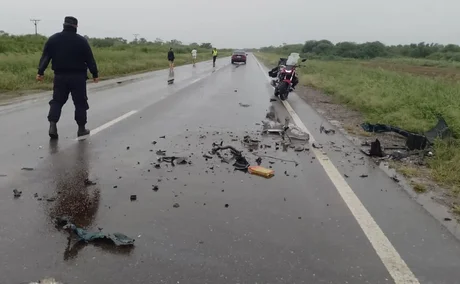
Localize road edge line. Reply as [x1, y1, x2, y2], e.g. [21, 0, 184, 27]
[253, 53, 420, 284]
[76, 110, 138, 140]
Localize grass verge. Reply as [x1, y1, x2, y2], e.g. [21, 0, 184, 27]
[255, 52, 460, 189]
[0, 48, 230, 95]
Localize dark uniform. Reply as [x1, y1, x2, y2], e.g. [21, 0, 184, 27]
[37, 16, 98, 139]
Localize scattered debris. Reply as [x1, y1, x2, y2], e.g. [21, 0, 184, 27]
[225, 204, 229, 208]
[130, 195, 137, 201]
[13, 189, 22, 198]
[126, 146, 130, 150]
[344, 174, 349, 178]
[59, 218, 135, 246]
[156, 150, 166, 156]
[159, 136, 166, 139]
[34, 193, 38, 198]
[21, 167, 34, 171]
[444, 217, 452, 221]
[152, 141, 157, 145]
[152, 185, 159, 192]
[239, 103, 251, 107]
[46, 197, 56, 202]
[248, 166, 275, 178]
[270, 98, 277, 102]
[84, 178, 97, 186]
[320, 125, 336, 135]
[173, 203, 180, 208]
[361, 116, 452, 150]
[113, 185, 118, 189]
[391, 175, 400, 182]
[359, 174, 369, 178]
[361, 139, 384, 157]
[256, 157, 262, 166]
[203, 154, 213, 159]
[312, 143, 323, 149]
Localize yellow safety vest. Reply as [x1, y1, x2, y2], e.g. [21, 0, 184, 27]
[212, 50, 218, 56]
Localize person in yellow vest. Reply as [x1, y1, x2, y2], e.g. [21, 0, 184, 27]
[212, 48, 218, 67]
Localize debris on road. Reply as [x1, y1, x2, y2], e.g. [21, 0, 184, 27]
[320, 125, 336, 135]
[21, 167, 34, 171]
[13, 189, 22, 198]
[361, 139, 384, 157]
[239, 103, 250, 107]
[312, 143, 323, 149]
[360, 116, 452, 150]
[60, 219, 135, 246]
[84, 178, 97, 186]
[158, 156, 189, 166]
[152, 185, 159, 192]
[359, 174, 369, 178]
[152, 141, 157, 145]
[444, 217, 452, 221]
[248, 166, 275, 178]
[126, 146, 130, 150]
[159, 136, 166, 139]
[173, 203, 180, 208]
[156, 150, 166, 156]
[392, 175, 400, 183]
[46, 197, 56, 202]
[130, 195, 137, 201]
[270, 98, 277, 102]
[256, 157, 262, 166]
[225, 204, 229, 208]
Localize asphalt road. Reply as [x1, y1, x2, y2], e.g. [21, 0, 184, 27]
[1, 55, 460, 284]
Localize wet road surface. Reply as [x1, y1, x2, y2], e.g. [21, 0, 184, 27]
[1, 55, 460, 283]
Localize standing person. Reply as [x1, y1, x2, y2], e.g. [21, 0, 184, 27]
[168, 47, 175, 70]
[191, 48, 197, 66]
[212, 48, 218, 67]
[36, 16, 99, 139]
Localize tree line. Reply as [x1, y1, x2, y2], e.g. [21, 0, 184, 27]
[259, 40, 460, 62]
[0, 31, 215, 53]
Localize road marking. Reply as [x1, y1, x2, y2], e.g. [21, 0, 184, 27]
[76, 110, 138, 140]
[253, 54, 420, 284]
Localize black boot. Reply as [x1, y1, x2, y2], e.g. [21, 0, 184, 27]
[49, 122, 58, 139]
[77, 125, 90, 137]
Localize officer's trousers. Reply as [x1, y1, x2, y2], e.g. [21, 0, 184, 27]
[48, 74, 89, 126]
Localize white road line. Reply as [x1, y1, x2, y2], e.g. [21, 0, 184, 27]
[253, 54, 420, 284]
[76, 110, 138, 140]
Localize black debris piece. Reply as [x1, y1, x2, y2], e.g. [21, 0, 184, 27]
[359, 174, 369, 178]
[295, 146, 306, 152]
[256, 157, 262, 166]
[173, 203, 180, 208]
[199, 134, 206, 139]
[361, 139, 384, 157]
[234, 89, 238, 92]
[270, 98, 277, 102]
[225, 204, 229, 208]
[284, 171, 289, 176]
[154, 164, 161, 169]
[126, 146, 130, 150]
[34, 193, 38, 198]
[392, 175, 400, 182]
[21, 167, 34, 171]
[320, 125, 336, 135]
[344, 174, 349, 178]
[130, 195, 137, 201]
[203, 154, 213, 159]
[152, 185, 159, 192]
[159, 136, 166, 139]
[152, 141, 157, 145]
[84, 179, 97, 186]
[312, 143, 323, 149]
[46, 197, 56, 202]
[156, 150, 166, 156]
[233, 156, 249, 171]
[239, 103, 250, 107]
[444, 217, 452, 221]
[113, 185, 118, 189]
[13, 189, 22, 198]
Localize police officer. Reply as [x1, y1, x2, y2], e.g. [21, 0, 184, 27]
[36, 16, 99, 139]
[212, 48, 218, 67]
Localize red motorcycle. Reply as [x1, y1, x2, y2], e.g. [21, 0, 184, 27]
[270, 58, 306, 101]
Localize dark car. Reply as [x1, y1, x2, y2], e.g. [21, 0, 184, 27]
[231, 50, 247, 64]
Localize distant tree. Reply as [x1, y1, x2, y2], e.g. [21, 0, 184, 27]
[200, 42, 212, 49]
[154, 38, 163, 45]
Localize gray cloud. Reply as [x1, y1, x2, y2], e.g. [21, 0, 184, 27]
[1, 0, 459, 48]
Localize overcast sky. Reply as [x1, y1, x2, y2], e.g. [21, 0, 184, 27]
[1, 0, 459, 48]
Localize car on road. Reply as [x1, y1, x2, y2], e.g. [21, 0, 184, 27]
[231, 50, 247, 64]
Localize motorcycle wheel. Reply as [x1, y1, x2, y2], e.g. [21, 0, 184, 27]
[278, 81, 289, 101]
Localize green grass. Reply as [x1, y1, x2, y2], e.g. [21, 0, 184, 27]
[0, 45, 231, 94]
[255, 52, 460, 188]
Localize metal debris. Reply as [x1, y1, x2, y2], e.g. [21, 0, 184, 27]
[13, 189, 22, 198]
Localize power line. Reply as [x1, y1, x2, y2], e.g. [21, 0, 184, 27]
[30, 19, 41, 35]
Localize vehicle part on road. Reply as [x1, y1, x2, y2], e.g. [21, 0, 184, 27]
[360, 174, 369, 178]
[173, 203, 180, 208]
[21, 167, 34, 171]
[62, 222, 135, 246]
[158, 156, 189, 166]
[248, 166, 275, 178]
[360, 116, 452, 150]
[13, 189, 22, 198]
[320, 125, 336, 135]
[156, 150, 166, 156]
[130, 195, 137, 201]
[360, 139, 384, 157]
[152, 185, 159, 192]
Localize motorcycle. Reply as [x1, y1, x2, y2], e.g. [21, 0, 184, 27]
[268, 55, 306, 101]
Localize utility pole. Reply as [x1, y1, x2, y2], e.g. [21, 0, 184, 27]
[30, 19, 41, 35]
[133, 33, 139, 41]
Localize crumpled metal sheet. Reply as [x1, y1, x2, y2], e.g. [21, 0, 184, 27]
[63, 223, 135, 246]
